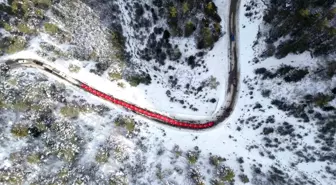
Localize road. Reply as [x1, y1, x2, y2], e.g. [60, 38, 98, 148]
[0, 0, 240, 129]
[215, 0, 240, 123]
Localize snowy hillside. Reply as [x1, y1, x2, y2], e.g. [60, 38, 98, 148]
[33, 0, 229, 117]
[0, 0, 336, 185]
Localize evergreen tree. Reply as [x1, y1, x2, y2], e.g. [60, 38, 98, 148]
[263, 0, 336, 58]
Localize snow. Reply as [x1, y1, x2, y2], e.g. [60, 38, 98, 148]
[100, 0, 230, 118]
[1, 0, 335, 184]
[1, 0, 231, 122]
[0, 0, 234, 121]
[0, 51, 217, 122]
[0, 8, 231, 123]
[127, 0, 334, 184]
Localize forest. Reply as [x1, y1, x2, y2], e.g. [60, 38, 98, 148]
[262, 0, 336, 59]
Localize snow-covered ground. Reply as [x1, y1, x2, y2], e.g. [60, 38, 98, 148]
[1, 49, 222, 122]
[1, 0, 335, 184]
[36, 0, 230, 118]
[1, 0, 231, 121]
[115, 0, 230, 117]
[131, 0, 334, 184]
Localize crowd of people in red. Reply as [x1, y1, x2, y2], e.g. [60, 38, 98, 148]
[80, 83, 215, 129]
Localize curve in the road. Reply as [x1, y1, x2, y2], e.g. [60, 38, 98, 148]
[1, 0, 239, 130]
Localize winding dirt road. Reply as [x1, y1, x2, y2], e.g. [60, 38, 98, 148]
[1, 0, 240, 129]
[215, 0, 240, 123]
